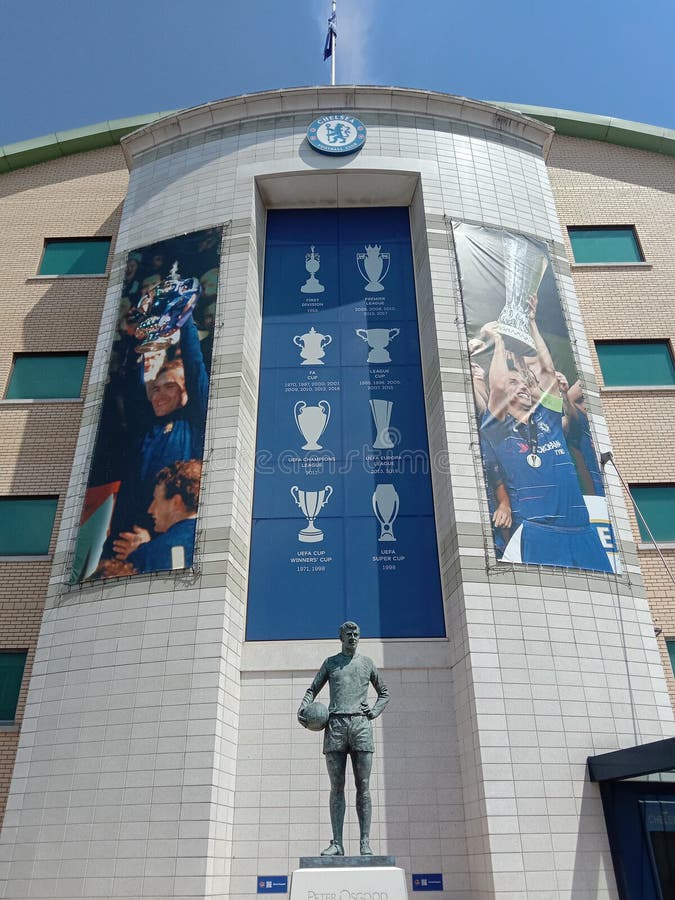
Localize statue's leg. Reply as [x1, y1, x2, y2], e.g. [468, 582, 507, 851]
[323, 751, 348, 855]
[351, 750, 373, 855]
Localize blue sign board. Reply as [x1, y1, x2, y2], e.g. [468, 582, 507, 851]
[412, 874, 444, 892]
[257, 877, 288, 894]
[246, 208, 445, 640]
[307, 114, 366, 155]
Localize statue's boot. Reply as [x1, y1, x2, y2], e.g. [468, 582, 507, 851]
[321, 840, 344, 856]
[359, 839, 373, 856]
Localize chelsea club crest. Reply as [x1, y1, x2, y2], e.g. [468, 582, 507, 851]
[307, 114, 366, 155]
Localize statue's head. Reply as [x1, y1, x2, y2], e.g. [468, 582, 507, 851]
[339, 621, 360, 654]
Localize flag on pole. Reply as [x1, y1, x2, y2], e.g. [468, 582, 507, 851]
[323, 12, 337, 60]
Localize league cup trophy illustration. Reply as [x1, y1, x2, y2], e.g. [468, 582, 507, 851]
[294, 400, 331, 451]
[130, 261, 201, 357]
[370, 399, 396, 449]
[497, 232, 549, 355]
[293, 326, 332, 365]
[357, 244, 390, 292]
[301, 246, 325, 294]
[372, 484, 400, 542]
[356, 327, 400, 364]
[290, 485, 333, 543]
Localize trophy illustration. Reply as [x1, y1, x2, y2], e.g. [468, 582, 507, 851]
[130, 261, 201, 356]
[357, 244, 390, 292]
[290, 485, 333, 543]
[497, 232, 549, 355]
[356, 327, 400, 364]
[293, 326, 332, 365]
[370, 399, 395, 449]
[301, 246, 325, 294]
[294, 400, 331, 451]
[373, 484, 399, 542]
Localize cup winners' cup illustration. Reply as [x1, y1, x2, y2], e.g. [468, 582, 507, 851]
[497, 232, 549, 355]
[301, 245, 325, 294]
[293, 326, 332, 365]
[357, 244, 390, 292]
[356, 327, 400, 364]
[373, 483, 400, 542]
[370, 399, 396, 449]
[294, 400, 331, 451]
[290, 485, 333, 543]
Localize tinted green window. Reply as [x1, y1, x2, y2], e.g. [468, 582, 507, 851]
[596, 342, 675, 387]
[668, 640, 675, 677]
[629, 485, 675, 543]
[0, 497, 58, 555]
[568, 227, 643, 263]
[39, 238, 110, 275]
[6, 353, 87, 399]
[0, 652, 27, 722]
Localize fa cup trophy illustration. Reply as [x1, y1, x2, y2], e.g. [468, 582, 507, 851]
[357, 244, 390, 292]
[290, 485, 333, 543]
[372, 484, 400, 542]
[356, 327, 400, 364]
[301, 246, 325, 294]
[497, 232, 549, 355]
[370, 399, 396, 449]
[294, 400, 331, 451]
[293, 326, 332, 365]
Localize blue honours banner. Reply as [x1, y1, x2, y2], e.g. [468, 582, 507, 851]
[246, 208, 445, 640]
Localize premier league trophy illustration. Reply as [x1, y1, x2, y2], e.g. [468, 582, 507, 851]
[370, 399, 396, 449]
[497, 232, 549, 355]
[290, 485, 333, 543]
[357, 244, 390, 292]
[301, 246, 325, 294]
[373, 484, 399, 542]
[293, 326, 332, 365]
[356, 327, 400, 364]
[130, 261, 201, 357]
[294, 400, 331, 451]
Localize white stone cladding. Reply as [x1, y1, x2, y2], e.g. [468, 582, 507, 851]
[0, 88, 672, 900]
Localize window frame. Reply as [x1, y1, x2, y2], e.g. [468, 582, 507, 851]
[0, 650, 28, 725]
[595, 339, 675, 389]
[37, 237, 112, 277]
[4, 351, 88, 401]
[567, 225, 646, 266]
[0, 495, 59, 558]
[628, 484, 675, 546]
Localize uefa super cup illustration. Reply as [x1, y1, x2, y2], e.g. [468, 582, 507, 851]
[294, 400, 331, 451]
[497, 232, 549, 355]
[356, 327, 400, 364]
[357, 244, 390, 292]
[370, 399, 396, 449]
[301, 246, 325, 294]
[293, 326, 332, 365]
[372, 484, 400, 542]
[290, 485, 333, 543]
[130, 261, 201, 357]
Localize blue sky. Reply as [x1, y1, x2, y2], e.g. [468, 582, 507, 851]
[1, 0, 673, 146]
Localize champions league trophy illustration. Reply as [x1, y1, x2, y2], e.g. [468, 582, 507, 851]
[294, 400, 331, 451]
[497, 232, 549, 355]
[293, 326, 332, 365]
[357, 244, 390, 292]
[290, 485, 333, 543]
[370, 399, 396, 449]
[356, 327, 400, 364]
[130, 261, 201, 358]
[301, 246, 325, 294]
[373, 484, 400, 542]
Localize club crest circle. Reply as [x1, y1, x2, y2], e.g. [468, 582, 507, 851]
[307, 114, 366, 155]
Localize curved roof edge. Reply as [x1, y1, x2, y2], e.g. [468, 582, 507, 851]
[1, 94, 673, 174]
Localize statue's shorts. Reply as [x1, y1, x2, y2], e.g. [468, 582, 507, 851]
[323, 713, 374, 754]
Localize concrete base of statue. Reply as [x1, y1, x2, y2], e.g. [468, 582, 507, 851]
[291, 857, 408, 900]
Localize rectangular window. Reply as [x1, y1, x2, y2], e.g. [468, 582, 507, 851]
[0, 651, 27, 723]
[667, 640, 675, 677]
[596, 341, 675, 387]
[6, 353, 87, 400]
[568, 226, 644, 264]
[629, 485, 675, 543]
[38, 238, 111, 276]
[0, 497, 58, 555]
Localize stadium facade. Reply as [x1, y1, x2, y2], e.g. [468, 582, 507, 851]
[0, 86, 674, 900]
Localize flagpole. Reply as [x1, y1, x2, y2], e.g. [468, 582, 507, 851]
[331, 0, 336, 86]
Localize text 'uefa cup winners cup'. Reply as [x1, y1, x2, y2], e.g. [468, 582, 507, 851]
[373, 483, 400, 542]
[294, 400, 331, 451]
[290, 485, 333, 543]
[497, 232, 549, 355]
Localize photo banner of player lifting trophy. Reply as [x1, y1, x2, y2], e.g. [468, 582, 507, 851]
[453, 222, 620, 575]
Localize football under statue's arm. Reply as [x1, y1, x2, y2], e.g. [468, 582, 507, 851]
[297, 663, 328, 725]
